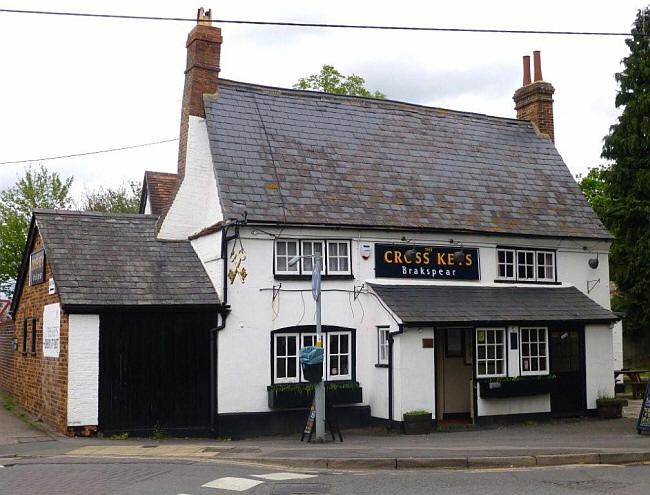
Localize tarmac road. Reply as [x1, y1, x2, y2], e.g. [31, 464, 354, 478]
[1, 456, 650, 494]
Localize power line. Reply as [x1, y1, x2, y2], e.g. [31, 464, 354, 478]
[0, 8, 648, 37]
[0, 138, 178, 165]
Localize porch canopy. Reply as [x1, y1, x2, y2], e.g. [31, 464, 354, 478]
[368, 284, 619, 326]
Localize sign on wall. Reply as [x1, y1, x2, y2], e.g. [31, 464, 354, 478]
[29, 249, 45, 286]
[43, 303, 60, 358]
[374, 244, 480, 280]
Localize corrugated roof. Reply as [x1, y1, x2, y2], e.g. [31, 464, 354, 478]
[34, 210, 219, 309]
[204, 79, 611, 239]
[369, 284, 618, 324]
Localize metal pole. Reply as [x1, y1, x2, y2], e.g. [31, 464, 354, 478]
[314, 255, 326, 441]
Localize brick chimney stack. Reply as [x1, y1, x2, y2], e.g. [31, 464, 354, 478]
[178, 7, 222, 180]
[513, 51, 555, 143]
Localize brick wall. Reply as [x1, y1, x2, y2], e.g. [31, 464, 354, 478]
[513, 81, 555, 143]
[0, 319, 14, 392]
[12, 233, 69, 432]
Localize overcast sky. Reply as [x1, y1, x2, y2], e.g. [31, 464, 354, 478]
[0, 1, 647, 201]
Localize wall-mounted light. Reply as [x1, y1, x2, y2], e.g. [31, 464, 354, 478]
[12, 337, 18, 351]
[588, 253, 599, 269]
[450, 238, 464, 263]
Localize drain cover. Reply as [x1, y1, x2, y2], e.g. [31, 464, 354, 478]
[271, 483, 331, 494]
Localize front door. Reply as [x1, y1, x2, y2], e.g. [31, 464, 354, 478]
[549, 327, 586, 415]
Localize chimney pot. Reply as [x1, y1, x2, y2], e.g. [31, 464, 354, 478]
[533, 50, 543, 82]
[513, 51, 555, 143]
[523, 56, 531, 85]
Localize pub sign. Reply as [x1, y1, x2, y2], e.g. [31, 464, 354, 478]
[29, 249, 45, 286]
[375, 244, 480, 280]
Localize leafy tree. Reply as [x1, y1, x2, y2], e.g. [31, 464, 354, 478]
[79, 180, 141, 214]
[0, 165, 73, 297]
[578, 166, 613, 223]
[599, 7, 650, 339]
[294, 64, 386, 99]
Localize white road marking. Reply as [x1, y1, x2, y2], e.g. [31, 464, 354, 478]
[202, 477, 264, 491]
[252, 472, 317, 481]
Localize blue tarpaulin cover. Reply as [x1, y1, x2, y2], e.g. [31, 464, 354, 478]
[300, 346, 323, 365]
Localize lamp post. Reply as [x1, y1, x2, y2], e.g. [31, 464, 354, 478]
[288, 253, 326, 441]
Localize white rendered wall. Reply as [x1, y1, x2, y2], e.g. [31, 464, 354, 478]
[188, 225, 614, 418]
[477, 394, 550, 416]
[158, 116, 223, 240]
[395, 328, 434, 419]
[585, 323, 615, 408]
[67, 314, 99, 427]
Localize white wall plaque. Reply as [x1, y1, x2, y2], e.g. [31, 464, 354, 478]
[48, 278, 56, 295]
[43, 303, 61, 358]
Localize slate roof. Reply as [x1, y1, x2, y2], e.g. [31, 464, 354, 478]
[204, 79, 611, 239]
[140, 171, 177, 215]
[31, 210, 219, 309]
[369, 284, 618, 324]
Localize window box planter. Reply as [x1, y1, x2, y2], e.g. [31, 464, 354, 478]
[479, 376, 557, 399]
[596, 398, 628, 419]
[403, 411, 433, 435]
[267, 382, 362, 409]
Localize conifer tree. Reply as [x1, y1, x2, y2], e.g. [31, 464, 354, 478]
[601, 7, 650, 338]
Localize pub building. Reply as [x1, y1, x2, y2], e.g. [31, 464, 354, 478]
[7, 12, 621, 437]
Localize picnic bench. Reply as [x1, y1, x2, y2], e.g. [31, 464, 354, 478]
[615, 369, 648, 399]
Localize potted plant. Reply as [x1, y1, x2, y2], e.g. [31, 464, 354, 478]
[596, 395, 628, 419]
[326, 382, 363, 405]
[403, 410, 432, 435]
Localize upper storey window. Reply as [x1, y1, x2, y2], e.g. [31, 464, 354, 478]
[496, 247, 556, 283]
[274, 239, 352, 277]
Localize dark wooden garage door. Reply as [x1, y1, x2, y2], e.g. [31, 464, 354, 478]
[99, 310, 216, 434]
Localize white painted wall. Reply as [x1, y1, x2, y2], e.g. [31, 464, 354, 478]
[158, 116, 223, 240]
[477, 394, 551, 416]
[143, 195, 152, 214]
[186, 224, 616, 419]
[67, 314, 99, 427]
[395, 328, 435, 419]
[585, 323, 615, 408]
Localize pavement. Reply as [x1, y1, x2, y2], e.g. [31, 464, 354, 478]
[1, 394, 650, 471]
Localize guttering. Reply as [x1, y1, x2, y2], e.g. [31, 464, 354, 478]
[388, 324, 404, 429]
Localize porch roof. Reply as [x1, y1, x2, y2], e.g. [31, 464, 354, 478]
[368, 284, 619, 325]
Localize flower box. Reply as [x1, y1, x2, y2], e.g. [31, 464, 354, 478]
[403, 411, 433, 435]
[596, 398, 628, 419]
[479, 376, 557, 399]
[267, 382, 362, 409]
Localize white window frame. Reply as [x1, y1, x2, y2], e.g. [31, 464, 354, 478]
[519, 327, 549, 376]
[326, 241, 352, 275]
[273, 333, 299, 383]
[274, 240, 299, 275]
[496, 248, 556, 283]
[475, 327, 507, 378]
[326, 331, 352, 380]
[301, 240, 326, 274]
[516, 250, 536, 280]
[536, 251, 555, 282]
[377, 327, 389, 365]
[496, 248, 516, 281]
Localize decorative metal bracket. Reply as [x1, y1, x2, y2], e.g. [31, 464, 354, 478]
[272, 283, 282, 302]
[354, 284, 364, 300]
[587, 278, 600, 294]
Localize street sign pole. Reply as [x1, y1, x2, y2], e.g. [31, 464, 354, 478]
[314, 255, 325, 441]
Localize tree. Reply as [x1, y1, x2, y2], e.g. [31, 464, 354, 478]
[578, 166, 613, 223]
[0, 165, 73, 297]
[294, 64, 386, 99]
[79, 180, 141, 214]
[599, 7, 650, 339]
